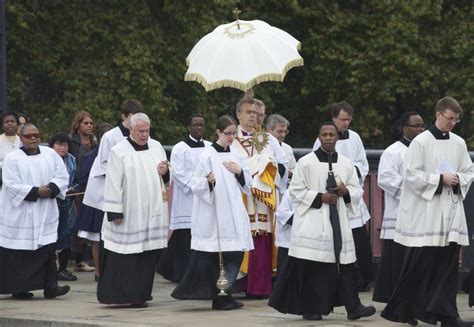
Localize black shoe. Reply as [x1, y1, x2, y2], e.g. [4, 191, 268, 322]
[57, 270, 78, 281]
[44, 285, 70, 299]
[94, 275, 100, 282]
[232, 301, 244, 309]
[441, 317, 474, 327]
[347, 304, 376, 320]
[212, 298, 243, 310]
[407, 318, 418, 326]
[358, 282, 371, 292]
[302, 313, 323, 321]
[12, 292, 34, 299]
[129, 302, 148, 308]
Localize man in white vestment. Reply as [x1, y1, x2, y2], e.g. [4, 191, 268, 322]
[313, 101, 374, 291]
[267, 114, 297, 181]
[79, 99, 143, 242]
[97, 113, 169, 308]
[372, 112, 424, 309]
[231, 96, 289, 298]
[269, 122, 376, 321]
[77, 99, 142, 279]
[266, 113, 297, 271]
[0, 124, 70, 299]
[157, 113, 211, 282]
[381, 97, 474, 327]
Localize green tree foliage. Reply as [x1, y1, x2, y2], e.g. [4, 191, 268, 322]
[5, 0, 474, 147]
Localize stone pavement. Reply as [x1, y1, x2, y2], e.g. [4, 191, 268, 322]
[1, 272, 474, 327]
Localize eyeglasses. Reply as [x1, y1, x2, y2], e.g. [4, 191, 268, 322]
[242, 110, 257, 115]
[440, 112, 461, 123]
[81, 121, 94, 125]
[222, 131, 238, 136]
[274, 129, 290, 135]
[189, 123, 204, 128]
[22, 133, 41, 139]
[54, 142, 69, 148]
[405, 124, 425, 130]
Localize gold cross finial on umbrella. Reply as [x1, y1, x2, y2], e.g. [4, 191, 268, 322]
[232, 8, 241, 29]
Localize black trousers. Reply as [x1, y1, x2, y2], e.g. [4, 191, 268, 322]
[352, 226, 374, 284]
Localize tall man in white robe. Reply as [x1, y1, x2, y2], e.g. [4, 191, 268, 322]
[313, 101, 374, 291]
[381, 97, 474, 327]
[78, 99, 142, 277]
[269, 122, 376, 321]
[0, 124, 70, 299]
[97, 113, 169, 308]
[231, 97, 289, 298]
[266, 114, 297, 270]
[157, 113, 211, 283]
[372, 112, 424, 309]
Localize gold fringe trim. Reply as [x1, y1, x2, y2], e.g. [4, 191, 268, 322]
[184, 57, 304, 92]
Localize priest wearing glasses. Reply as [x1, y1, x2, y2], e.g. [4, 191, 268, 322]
[382, 97, 474, 327]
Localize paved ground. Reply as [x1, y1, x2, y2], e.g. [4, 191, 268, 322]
[1, 272, 474, 327]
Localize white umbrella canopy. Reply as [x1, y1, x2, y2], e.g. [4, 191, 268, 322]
[185, 19, 304, 92]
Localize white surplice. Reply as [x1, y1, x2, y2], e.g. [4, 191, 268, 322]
[377, 140, 408, 240]
[101, 139, 169, 254]
[82, 126, 127, 210]
[288, 152, 363, 264]
[169, 139, 211, 230]
[394, 131, 474, 247]
[313, 129, 370, 228]
[0, 146, 69, 250]
[190, 146, 254, 253]
[275, 189, 293, 249]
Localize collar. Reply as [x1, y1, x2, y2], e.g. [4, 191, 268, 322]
[338, 130, 349, 140]
[212, 142, 230, 153]
[127, 137, 149, 151]
[118, 123, 130, 137]
[184, 135, 205, 148]
[314, 147, 338, 163]
[20, 146, 41, 156]
[239, 126, 254, 137]
[399, 136, 411, 147]
[428, 124, 449, 140]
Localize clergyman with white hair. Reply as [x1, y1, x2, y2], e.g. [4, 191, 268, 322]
[97, 113, 169, 308]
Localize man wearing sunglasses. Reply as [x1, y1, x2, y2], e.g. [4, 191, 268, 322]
[0, 123, 70, 299]
[382, 97, 474, 327]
